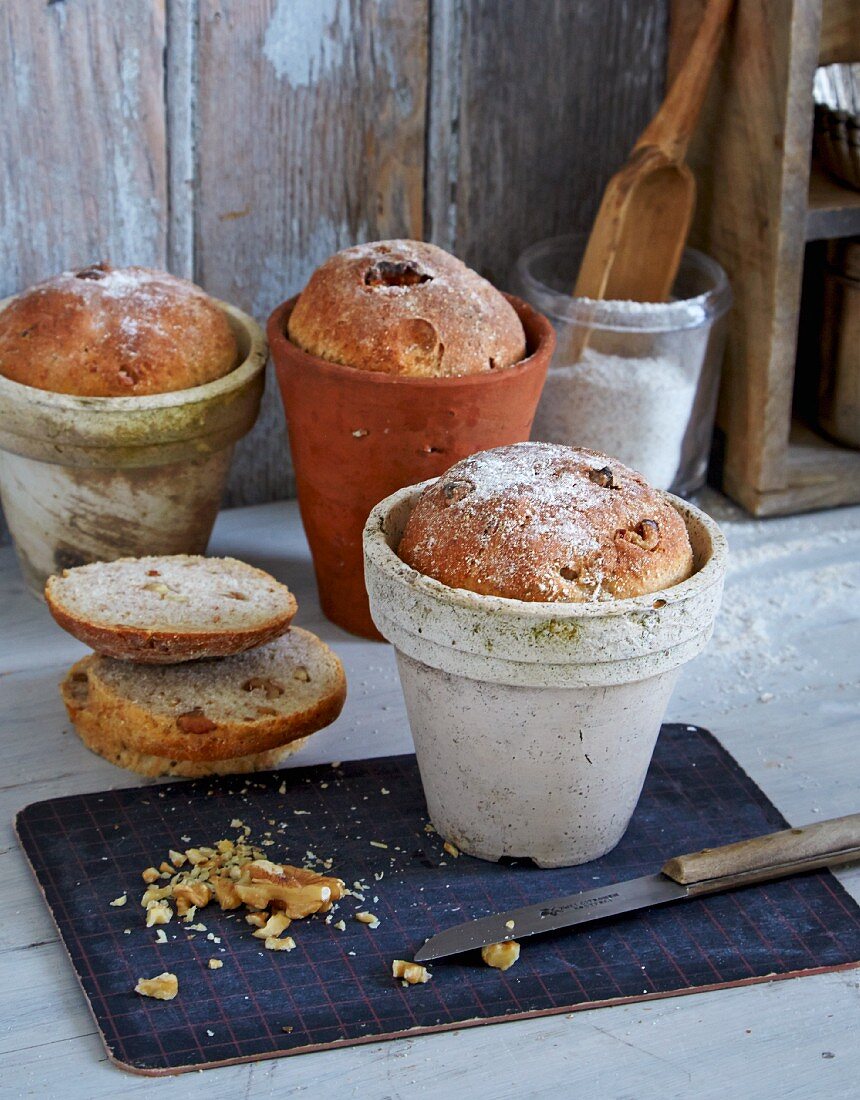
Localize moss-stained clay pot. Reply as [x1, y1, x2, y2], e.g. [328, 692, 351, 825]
[364, 481, 728, 868]
[0, 300, 267, 596]
[268, 294, 555, 639]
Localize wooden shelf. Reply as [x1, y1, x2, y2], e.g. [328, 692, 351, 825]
[725, 420, 860, 516]
[671, 0, 860, 517]
[807, 162, 860, 241]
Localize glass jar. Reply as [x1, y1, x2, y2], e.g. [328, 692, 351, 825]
[513, 233, 732, 495]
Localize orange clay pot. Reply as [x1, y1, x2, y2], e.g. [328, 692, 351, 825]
[268, 293, 555, 639]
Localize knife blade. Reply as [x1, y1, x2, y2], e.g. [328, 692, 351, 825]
[413, 811, 860, 964]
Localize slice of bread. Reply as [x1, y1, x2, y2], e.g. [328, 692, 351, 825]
[46, 555, 297, 663]
[61, 628, 346, 764]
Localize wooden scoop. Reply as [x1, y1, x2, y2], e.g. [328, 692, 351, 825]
[574, 0, 733, 302]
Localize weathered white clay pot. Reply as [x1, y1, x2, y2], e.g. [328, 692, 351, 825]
[0, 298, 266, 595]
[364, 481, 727, 868]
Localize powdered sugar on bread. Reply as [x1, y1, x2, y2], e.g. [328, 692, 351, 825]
[397, 442, 694, 602]
[287, 239, 526, 377]
[0, 263, 238, 396]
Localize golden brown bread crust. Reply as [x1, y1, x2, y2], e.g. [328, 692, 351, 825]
[70, 708, 309, 778]
[0, 262, 238, 396]
[46, 602, 296, 663]
[287, 239, 526, 377]
[397, 443, 694, 602]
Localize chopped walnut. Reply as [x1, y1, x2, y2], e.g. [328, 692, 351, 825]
[135, 972, 178, 1000]
[265, 935, 296, 952]
[141, 884, 172, 906]
[145, 900, 172, 927]
[481, 941, 520, 971]
[142, 581, 189, 602]
[355, 911, 380, 928]
[251, 911, 292, 940]
[109, 894, 128, 907]
[442, 841, 460, 859]
[234, 861, 344, 918]
[624, 519, 660, 551]
[208, 959, 223, 970]
[177, 711, 217, 734]
[173, 882, 212, 916]
[133, 832, 346, 980]
[242, 676, 285, 699]
[211, 876, 242, 910]
[392, 959, 432, 984]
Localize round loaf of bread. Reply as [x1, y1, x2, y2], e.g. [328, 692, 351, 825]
[397, 443, 694, 602]
[287, 239, 526, 377]
[0, 262, 238, 396]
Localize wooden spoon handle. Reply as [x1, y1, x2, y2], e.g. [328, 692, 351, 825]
[662, 812, 860, 886]
[635, 0, 733, 163]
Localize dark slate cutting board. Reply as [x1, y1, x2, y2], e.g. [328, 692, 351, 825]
[15, 724, 860, 1076]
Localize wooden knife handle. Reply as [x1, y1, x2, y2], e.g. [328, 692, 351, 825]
[662, 813, 860, 886]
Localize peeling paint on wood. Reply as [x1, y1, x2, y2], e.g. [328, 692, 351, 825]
[196, 0, 429, 507]
[0, 1, 167, 294]
[0, 0, 668, 538]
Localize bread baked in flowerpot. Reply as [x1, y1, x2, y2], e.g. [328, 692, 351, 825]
[268, 240, 555, 639]
[0, 264, 266, 595]
[363, 443, 727, 868]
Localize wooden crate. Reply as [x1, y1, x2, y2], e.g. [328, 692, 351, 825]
[670, 0, 860, 515]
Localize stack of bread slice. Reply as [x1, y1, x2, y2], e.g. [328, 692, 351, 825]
[47, 555, 346, 777]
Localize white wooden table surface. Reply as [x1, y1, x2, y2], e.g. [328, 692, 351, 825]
[1, 492, 858, 1099]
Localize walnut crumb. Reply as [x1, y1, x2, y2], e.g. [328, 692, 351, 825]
[109, 894, 128, 907]
[135, 972, 178, 1000]
[208, 959, 223, 970]
[145, 900, 172, 927]
[265, 935, 296, 952]
[443, 841, 460, 858]
[392, 960, 431, 984]
[355, 911, 380, 928]
[481, 941, 520, 971]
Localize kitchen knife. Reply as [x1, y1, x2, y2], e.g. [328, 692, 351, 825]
[413, 812, 860, 964]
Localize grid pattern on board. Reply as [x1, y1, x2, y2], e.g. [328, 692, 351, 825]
[16, 724, 860, 1075]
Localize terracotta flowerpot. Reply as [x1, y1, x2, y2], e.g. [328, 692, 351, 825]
[0, 299, 267, 596]
[268, 294, 555, 639]
[364, 481, 727, 867]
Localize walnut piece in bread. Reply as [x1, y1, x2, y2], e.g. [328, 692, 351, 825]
[397, 443, 694, 602]
[0, 263, 238, 396]
[287, 240, 526, 377]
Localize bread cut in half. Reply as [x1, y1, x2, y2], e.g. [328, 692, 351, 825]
[60, 628, 346, 768]
[46, 555, 297, 663]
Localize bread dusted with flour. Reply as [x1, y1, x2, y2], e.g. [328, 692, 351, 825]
[45, 555, 297, 663]
[397, 443, 694, 602]
[0, 263, 238, 396]
[287, 239, 526, 377]
[61, 628, 346, 768]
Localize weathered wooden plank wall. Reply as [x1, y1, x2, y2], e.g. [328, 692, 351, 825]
[195, 0, 429, 505]
[0, 0, 667, 537]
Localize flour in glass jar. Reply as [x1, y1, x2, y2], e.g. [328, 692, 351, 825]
[530, 291, 710, 489]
